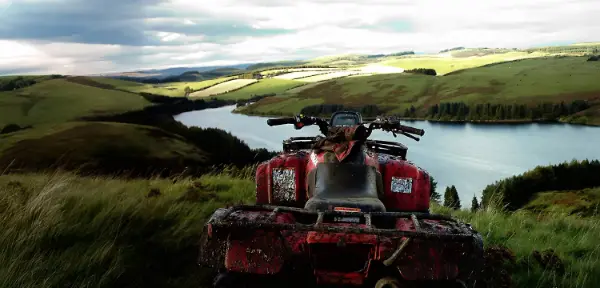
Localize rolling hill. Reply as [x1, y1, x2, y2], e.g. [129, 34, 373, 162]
[237, 56, 600, 125]
[0, 77, 150, 127]
[0, 121, 208, 176]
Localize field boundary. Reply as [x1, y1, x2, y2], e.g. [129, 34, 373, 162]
[190, 79, 260, 98]
[298, 72, 363, 83]
[64, 76, 143, 96]
[290, 71, 337, 80]
[190, 77, 239, 93]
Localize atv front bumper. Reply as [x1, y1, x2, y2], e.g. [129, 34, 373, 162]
[199, 205, 484, 286]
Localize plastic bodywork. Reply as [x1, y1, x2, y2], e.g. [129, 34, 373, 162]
[256, 145, 430, 212]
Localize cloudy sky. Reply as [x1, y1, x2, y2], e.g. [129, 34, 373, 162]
[0, 0, 598, 75]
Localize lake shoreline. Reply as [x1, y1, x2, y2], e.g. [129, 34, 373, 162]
[174, 105, 600, 206]
[232, 108, 597, 127]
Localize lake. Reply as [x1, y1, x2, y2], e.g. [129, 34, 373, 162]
[175, 105, 600, 207]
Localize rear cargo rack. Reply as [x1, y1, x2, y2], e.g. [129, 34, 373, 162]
[208, 205, 478, 241]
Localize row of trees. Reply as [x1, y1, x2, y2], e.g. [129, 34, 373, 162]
[404, 68, 437, 76]
[300, 100, 591, 122]
[439, 47, 465, 53]
[366, 51, 415, 58]
[426, 100, 590, 121]
[0, 75, 63, 91]
[525, 45, 600, 54]
[481, 159, 600, 210]
[430, 176, 481, 212]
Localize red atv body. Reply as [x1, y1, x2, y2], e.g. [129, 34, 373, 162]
[199, 112, 484, 288]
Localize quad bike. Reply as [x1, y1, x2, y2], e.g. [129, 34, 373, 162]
[199, 111, 484, 288]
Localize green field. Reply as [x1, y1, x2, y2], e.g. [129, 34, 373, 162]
[0, 171, 598, 288]
[380, 51, 548, 75]
[91, 76, 237, 97]
[240, 56, 600, 122]
[189, 79, 258, 98]
[0, 78, 150, 127]
[215, 78, 304, 100]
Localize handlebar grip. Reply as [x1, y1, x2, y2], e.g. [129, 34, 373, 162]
[400, 125, 425, 136]
[267, 117, 296, 126]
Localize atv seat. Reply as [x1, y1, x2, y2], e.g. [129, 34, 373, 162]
[305, 163, 386, 212]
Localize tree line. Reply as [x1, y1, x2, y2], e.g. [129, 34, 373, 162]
[481, 159, 600, 210]
[366, 51, 415, 58]
[429, 176, 481, 212]
[426, 100, 590, 121]
[404, 68, 437, 76]
[439, 47, 465, 53]
[0, 75, 63, 92]
[299, 100, 591, 123]
[525, 45, 600, 55]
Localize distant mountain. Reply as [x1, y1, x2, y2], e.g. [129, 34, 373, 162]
[110, 67, 246, 84]
[245, 60, 309, 71]
[107, 63, 252, 80]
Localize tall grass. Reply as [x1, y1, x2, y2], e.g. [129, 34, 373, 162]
[0, 171, 255, 288]
[432, 204, 600, 288]
[1, 171, 598, 287]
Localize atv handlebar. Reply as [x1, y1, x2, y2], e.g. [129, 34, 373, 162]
[399, 125, 425, 136]
[266, 115, 424, 141]
[267, 117, 296, 126]
[268, 115, 330, 134]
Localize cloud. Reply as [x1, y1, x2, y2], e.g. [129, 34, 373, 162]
[1, 0, 599, 75]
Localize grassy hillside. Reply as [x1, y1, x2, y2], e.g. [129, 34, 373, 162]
[522, 188, 600, 217]
[239, 56, 600, 124]
[481, 159, 600, 211]
[90, 76, 236, 97]
[381, 51, 547, 75]
[0, 75, 277, 179]
[0, 78, 150, 127]
[215, 78, 304, 100]
[188, 79, 258, 98]
[0, 122, 208, 176]
[0, 171, 598, 288]
[0, 75, 64, 91]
